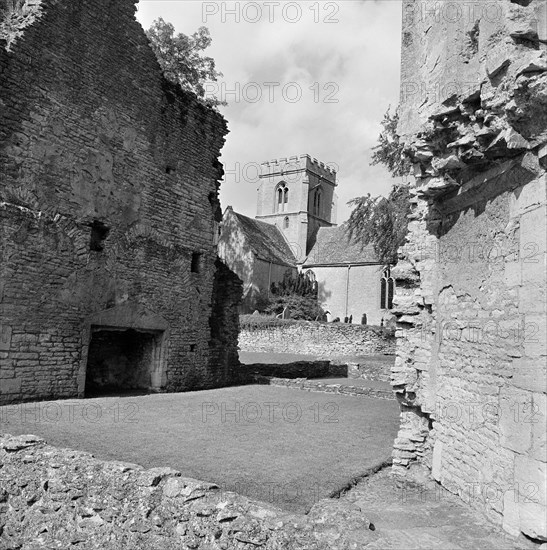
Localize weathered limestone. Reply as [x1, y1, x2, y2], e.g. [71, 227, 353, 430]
[256, 155, 337, 264]
[0, 433, 377, 549]
[392, 0, 547, 541]
[0, 0, 241, 404]
[239, 319, 395, 357]
[254, 376, 396, 400]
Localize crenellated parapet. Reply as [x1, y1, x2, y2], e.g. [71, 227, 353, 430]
[260, 154, 337, 185]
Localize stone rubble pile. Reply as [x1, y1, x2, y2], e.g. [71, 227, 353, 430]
[0, 434, 377, 550]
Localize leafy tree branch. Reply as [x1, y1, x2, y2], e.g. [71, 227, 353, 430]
[347, 107, 412, 265]
[146, 18, 226, 108]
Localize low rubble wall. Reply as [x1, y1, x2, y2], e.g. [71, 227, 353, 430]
[238, 361, 346, 381]
[0, 433, 375, 549]
[239, 319, 395, 357]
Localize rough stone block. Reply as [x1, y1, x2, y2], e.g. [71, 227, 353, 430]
[432, 440, 443, 482]
[507, 4, 542, 40]
[534, 2, 547, 42]
[499, 386, 533, 454]
[0, 377, 22, 395]
[0, 325, 12, 351]
[510, 180, 547, 219]
[519, 284, 547, 315]
[523, 314, 547, 359]
[486, 43, 512, 78]
[514, 50, 547, 77]
[504, 260, 522, 288]
[512, 357, 547, 394]
[520, 206, 547, 282]
[531, 393, 547, 463]
[515, 456, 547, 541]
[503, 486, 521, 537]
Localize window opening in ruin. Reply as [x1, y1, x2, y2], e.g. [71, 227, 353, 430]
[190, 344, 196, 352]
[380, 267, 395, 309]
[85, 327, 163, 396]
[191, 252, 202, 273]
[284, 216, 289, 229]
[89, 221, 110, 251]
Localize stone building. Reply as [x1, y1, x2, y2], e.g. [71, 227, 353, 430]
[220, 154, 392, 322]
[302, 225, 390, 325]
[0, 0, 241, 404]
[256, 155, 337, 263]
[217, 207, 297, 313]
[391, 0, 546, 541]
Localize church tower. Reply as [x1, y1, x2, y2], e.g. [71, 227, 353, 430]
[256, 154, 337, 262]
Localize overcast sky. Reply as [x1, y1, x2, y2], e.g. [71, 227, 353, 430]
[137, 1, 403, 223]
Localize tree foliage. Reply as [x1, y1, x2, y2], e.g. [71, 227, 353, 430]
[347, 185, 411, 265]
[257, 271, 323, 321]
[347, 106, 412, 265]
[269, 270, 317, 298]
[370, 107, 411, 178]
[264, 294, 324, 321]
[146, 18, 225, 108]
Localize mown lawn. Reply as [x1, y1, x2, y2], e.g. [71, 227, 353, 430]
[0, 385, 399, 513]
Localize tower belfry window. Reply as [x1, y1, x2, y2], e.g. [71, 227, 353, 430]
[313, 189, 322, 216]
[276, 182, 288, 213]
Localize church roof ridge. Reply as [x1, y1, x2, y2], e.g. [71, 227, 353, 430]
[303, 225, 379, 266]
[231, 210, 297, 267]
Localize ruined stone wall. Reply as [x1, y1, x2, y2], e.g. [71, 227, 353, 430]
[208, 259, 242, 387]
[392, 0, 546, 540]
[239, 321, 395, 357]
[0, 433, 375, 549]
[0, 0, 238, 404]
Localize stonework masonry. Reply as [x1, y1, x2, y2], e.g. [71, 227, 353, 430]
[0, 0, 241, 404]
[239, 320, 395, 357]
[0, 433, 377, 549]
[256, 155, 337, 262]
[392, 0, 547, 541]
[218, 207, 297, 313]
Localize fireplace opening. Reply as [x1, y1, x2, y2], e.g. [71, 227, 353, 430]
[85, 327, 164, 396]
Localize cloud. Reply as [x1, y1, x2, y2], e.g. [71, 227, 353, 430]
[137, 0, 402, 222]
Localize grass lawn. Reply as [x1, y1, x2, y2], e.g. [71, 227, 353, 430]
[239, 351, 321, 364]
[238, 351, 394, 364]
[0, 385, 399, 513]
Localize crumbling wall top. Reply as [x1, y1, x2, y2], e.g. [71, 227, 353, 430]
[398, 0, 546, 197]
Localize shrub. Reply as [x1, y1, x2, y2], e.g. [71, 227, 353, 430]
[263, 294, 324, 321]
